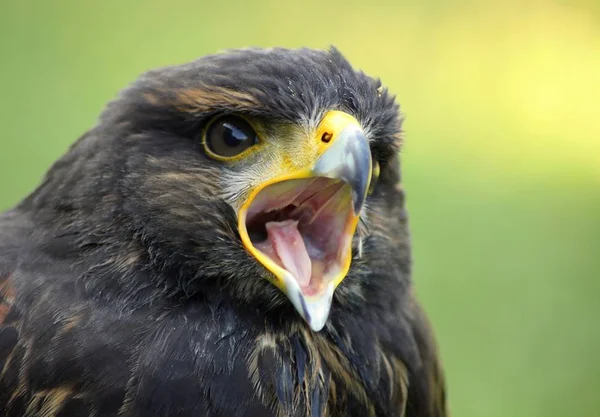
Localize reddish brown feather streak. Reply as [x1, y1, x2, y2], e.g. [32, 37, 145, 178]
[0, 273, 15, 324]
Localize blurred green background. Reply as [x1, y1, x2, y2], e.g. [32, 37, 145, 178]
[1, 0, 599, 415]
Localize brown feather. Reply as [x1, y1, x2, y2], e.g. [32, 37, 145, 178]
[0, 273, 15, 324]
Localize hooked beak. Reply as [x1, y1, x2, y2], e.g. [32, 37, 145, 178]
[237, 111, 372, 331]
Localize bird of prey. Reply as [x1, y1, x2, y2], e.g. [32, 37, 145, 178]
[0, 47, 447, 417]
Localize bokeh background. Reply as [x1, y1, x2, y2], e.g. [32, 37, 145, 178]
[1, 0, 599, 415]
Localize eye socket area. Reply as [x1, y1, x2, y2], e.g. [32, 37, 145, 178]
[368, 158, 380, 195]
[204, 115, 259, 159]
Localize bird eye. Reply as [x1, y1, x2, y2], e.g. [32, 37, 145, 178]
[204, 116, 259, 159]
[368, 159, 380, 195]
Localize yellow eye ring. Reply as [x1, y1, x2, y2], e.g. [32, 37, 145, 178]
[368, 158, 380, 195]
[202, 115, 263, 162]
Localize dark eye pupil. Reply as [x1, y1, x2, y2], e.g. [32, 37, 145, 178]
[222, 123, 249, 147]
[205, 116, 258, 158]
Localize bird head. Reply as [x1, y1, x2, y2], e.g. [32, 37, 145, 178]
[40, 48, 407, 331]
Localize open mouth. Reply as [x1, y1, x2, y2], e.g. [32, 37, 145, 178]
[242, 177, 356, 297]
[235, 110, 372, 331]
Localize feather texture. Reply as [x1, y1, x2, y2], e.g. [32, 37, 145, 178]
[0, 47, 446, 417]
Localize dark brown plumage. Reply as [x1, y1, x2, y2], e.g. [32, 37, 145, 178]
[0, 47, 447, 416]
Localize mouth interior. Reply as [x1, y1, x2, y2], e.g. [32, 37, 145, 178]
[244, 177, 355, 297]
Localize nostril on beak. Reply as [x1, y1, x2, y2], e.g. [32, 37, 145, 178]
[321, 132, 333, 143]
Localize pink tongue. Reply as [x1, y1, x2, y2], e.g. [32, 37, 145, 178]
[265, 220, 312, 287]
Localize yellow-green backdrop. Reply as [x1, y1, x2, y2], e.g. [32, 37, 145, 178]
[1, 1, 599, 416]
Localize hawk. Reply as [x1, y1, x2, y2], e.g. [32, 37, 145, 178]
[0, 47, 447, 417]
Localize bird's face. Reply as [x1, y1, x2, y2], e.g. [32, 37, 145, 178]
[100, 48, 404, 330]
[207, 110, 372, 330]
